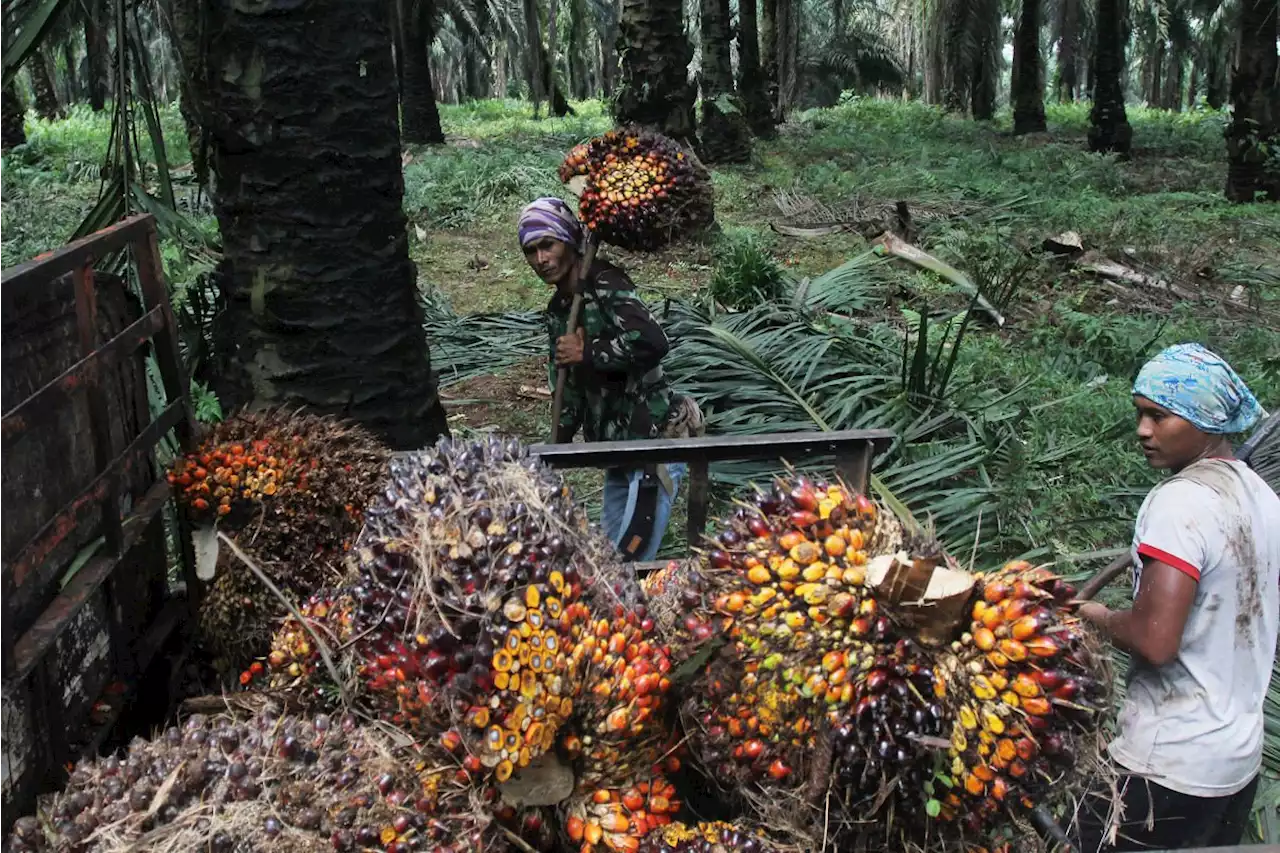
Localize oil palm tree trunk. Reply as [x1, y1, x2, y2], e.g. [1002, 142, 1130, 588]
[398, 0, 446, 143]
[615, 0, 696, 137]
[699, 0, 752, 161]
[1012, 0, 1047, 133]
[2, 80, 27, 149]
[736, 0, 773, 133]
[186, 0, 450, 449]
[760, 0, 780, 117]
[29, 49, 62, 120]
[61, 37, 79, 105]
[568, 0, 591, 99]
[84, 0, 109, 111]
[1089, 0, 1133, 152]
[1224, 0, 1279, 201]
[1056, 0, 1081, 101]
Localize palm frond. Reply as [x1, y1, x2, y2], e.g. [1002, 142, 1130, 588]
[2, 0, 74, 85]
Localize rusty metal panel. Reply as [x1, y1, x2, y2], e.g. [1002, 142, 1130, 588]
[0, 306, 165, 442]
[0, 216, 153, 300]
[1, 213, 196, 833]
[1, 680, 34, 810]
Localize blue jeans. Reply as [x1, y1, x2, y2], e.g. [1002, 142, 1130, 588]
[600, 463, 686, 562]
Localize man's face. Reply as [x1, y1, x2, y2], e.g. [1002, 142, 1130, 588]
[1134, 395, 1214, 472]
[522, 237, 576, 287]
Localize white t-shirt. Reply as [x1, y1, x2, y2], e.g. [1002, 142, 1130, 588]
[1108, 458, 1280, 797]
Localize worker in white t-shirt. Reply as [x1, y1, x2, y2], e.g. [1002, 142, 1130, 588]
[1071, 343, 1278, 852]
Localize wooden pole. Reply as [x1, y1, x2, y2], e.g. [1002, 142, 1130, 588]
[550, 236, 600, 442]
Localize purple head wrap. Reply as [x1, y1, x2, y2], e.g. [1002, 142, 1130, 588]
[517, 197, 583, 251]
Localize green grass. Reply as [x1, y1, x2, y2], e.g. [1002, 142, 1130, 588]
[3, 94, 1278, 562]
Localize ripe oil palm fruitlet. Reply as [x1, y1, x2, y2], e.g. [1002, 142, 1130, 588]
[17, 437, 1108, 853]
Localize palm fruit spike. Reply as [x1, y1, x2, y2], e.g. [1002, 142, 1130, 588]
[570, 603, 678, 788]
[5, 708, 497, 853]
[338, 436, 610, 782]
[563, 775, 682, 853]
[246, 589, 355, 697]
[169, 410, 389, 673]
[559, 126, 714, 251]
[938, 559, 1108, 834]
[635, 821, 787, 853]
[674, 477, 914, 788]
[640, 559, 723, 662]
[830, 637, 950, 817]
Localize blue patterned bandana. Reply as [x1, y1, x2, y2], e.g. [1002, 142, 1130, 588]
[1132, 343, 1264, 434]
[517, 197, 583, 251]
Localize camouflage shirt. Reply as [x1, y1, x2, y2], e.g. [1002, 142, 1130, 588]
[546, 260, 674, 444]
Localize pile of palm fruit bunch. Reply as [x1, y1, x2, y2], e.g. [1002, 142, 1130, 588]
[558, 127, 714, 250]
[644, 475, 1109, 852]
[5, 706, 505, 853]
[168, 410, 389, 674]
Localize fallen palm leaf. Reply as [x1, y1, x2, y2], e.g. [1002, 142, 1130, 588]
[872, 231, 1006, 327]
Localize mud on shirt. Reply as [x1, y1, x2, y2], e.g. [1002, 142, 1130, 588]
[1109, 458, 1280, 797]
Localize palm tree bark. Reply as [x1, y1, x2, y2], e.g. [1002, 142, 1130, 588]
[1012, 0, 1047, 133]
[615, 0, 695, 138]
[1055, 0, 1081, 101]
[185, 0, 450, 449]
[61, 38, 79, 105]
[29, 49, 62, 120]
[774, 0, 799, 118]
[760, 0, 780, 117]
[84, 0, 109, 111]
[2, 80, 27, 149]
[398, 0, 446, 144]
[1088, 0, 1133, 153]
[736, 0, 773, 133]
[1225, 0, 1280, 201]
[699, 0, 752, 161]
[568, 0, 591, 99]
[600, 0, 621, 98]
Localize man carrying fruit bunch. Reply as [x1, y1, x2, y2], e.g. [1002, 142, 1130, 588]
[517, 197, 703, 562]
[1072, 343, 1278, 852]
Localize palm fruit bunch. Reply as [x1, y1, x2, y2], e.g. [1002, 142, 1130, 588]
[648, 475, 1108, 850]
[934, 561, 1106, 835]
[322, 437, 614, 785]
[558, 127, 714, 251]
[168, 410, 388, 673]
[563, 775, 683, 853]
[635, 821, 787, 853]
[5, 707, 506, 853]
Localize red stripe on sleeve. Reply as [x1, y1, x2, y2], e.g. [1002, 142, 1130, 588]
[1137, 543, 1202, 581]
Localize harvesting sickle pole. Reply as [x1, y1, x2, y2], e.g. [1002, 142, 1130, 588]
[550, 233, 600, 442]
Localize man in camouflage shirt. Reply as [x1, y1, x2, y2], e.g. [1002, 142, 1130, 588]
[518, 197, 694, 561]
